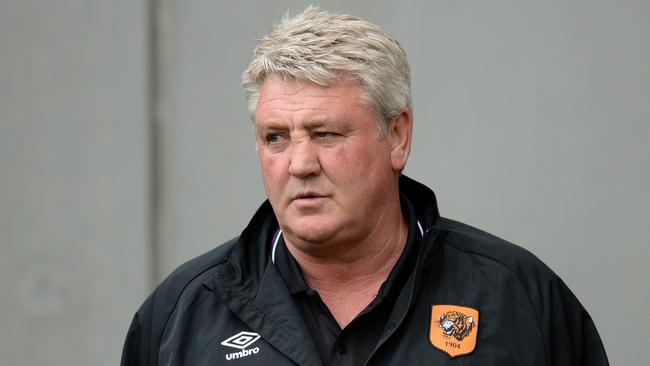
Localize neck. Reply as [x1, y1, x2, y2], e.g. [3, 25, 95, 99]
[289, 215, 407, 291]
[283, 198, 408, 328]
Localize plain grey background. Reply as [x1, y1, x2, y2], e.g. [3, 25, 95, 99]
[1, 1, 648, 365]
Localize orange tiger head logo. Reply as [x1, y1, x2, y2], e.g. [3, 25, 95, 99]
[438, 311, 475, 341]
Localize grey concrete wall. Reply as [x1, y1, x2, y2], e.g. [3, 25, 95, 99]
[0, 1, 149, 365]
[1, 0, 648, 365]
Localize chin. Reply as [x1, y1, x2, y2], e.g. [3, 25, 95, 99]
[289, 226, 337, 244]
[282, 217, 340, 245]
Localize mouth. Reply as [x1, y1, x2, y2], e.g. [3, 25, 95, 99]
[290, 191, 330, 208]
[292, 192, 326, 201]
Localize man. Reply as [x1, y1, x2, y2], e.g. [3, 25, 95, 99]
[122, 6, 608, 365]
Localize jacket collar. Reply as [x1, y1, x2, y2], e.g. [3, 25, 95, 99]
[398, 174, 440, 230]
[206, 200, 323, 366]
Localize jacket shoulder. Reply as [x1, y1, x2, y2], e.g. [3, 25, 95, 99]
[438, 217, 550, 277]
[146, 237, 239, 319]
[121, 237, 239, 366]
[158, 237, 238, 294]
[437, 217, 562, 304]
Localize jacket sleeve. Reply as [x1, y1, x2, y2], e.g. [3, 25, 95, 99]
[534, 274, 609, 366]
[120, 241, 234, 365]
[121, 296, 155, 366]
[121, 313, 143, 366]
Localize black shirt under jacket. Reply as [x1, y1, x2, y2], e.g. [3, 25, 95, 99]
[273, 195, 422, 366]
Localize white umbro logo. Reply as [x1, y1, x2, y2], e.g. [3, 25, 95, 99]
[221, 331, 261, 349]
[221, 331, 261, 360]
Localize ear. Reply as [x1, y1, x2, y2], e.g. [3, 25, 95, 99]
[388, 107, 413, 172]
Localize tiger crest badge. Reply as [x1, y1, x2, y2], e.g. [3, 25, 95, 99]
[429, 305, 479, 358]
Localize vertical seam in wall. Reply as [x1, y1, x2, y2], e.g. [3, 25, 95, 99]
[148, 0, 166, 288]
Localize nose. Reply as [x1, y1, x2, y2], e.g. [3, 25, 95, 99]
[288, 140, 321, 178]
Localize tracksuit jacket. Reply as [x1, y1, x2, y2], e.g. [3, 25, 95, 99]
[121, 176, 609, 365]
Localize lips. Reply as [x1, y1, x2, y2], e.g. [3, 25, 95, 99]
[291, 192, 325, 200]
[288, 190, 330, 210]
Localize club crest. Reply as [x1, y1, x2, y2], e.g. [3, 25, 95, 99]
[429, 304, 479, 358]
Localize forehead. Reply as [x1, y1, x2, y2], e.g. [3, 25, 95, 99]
[254, 75, 372, 125]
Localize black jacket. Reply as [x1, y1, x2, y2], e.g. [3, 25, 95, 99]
[122, 176, 608, 365]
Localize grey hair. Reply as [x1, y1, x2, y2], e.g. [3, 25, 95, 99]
[242, 5, 411, 134]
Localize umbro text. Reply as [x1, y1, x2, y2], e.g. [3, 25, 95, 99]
[225, 347, 260, 360]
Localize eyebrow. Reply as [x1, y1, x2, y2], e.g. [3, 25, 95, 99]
[255, 119, 336, 131]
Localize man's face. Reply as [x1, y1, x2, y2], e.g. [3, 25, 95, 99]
[254, 75, 408, 249]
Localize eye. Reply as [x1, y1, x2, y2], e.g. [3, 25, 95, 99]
[265, 133, 288, 145]
[312, 131, 338, 140]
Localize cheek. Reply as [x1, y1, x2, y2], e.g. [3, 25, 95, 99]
[348, 141, 391, 171]
[326, 147, 348, 165]
[319, 147, 354, 182]
[259, 153, 287, 188]
[324, 142, 388, 175]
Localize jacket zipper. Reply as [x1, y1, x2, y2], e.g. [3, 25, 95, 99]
[362, 228, 435, 366]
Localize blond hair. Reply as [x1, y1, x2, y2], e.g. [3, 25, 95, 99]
[242, 6, 411, 133]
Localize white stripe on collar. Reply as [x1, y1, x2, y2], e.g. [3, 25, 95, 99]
[417, 220, 424, 237]
[271, 220, 423, 264]
[271, 228, 282, 264]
